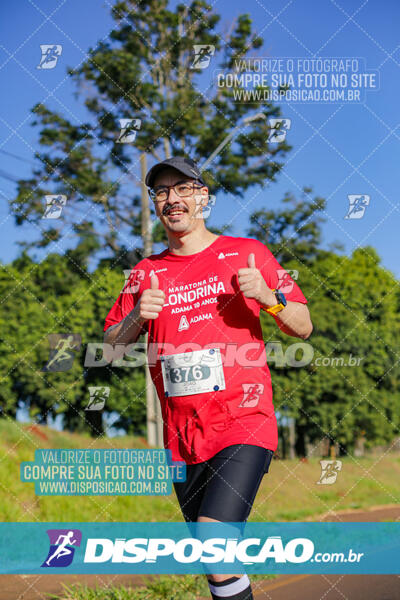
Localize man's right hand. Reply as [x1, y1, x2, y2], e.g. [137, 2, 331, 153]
[137, 273, 165, 320]
[104, 273, 165, 360]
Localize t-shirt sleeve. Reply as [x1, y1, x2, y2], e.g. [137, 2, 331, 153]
[103, 267, 149, 334]
[254, 241, 308, 304]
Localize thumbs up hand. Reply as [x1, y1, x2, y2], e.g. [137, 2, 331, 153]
[138, 272, 166, 320]
[150, 273, 159, 291]
[238, 253, 275, 306]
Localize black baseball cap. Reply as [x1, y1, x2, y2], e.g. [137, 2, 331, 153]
[145, 156, 206, 188]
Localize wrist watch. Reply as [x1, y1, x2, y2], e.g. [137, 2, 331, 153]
[262, 289, 287, 316]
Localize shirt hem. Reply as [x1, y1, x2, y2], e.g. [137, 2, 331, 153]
[168, 437, 278, 465]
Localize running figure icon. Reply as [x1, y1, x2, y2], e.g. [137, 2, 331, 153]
[45, 531, 77, 566]
[41, 528, 82, 568]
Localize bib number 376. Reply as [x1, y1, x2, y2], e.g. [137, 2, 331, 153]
[170, 364, 206, 383]
[161, 348, 226, 398]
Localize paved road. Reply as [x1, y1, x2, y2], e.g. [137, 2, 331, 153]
[252, 506, 400, 600]
[253, 573, 399, 600]
[0, 574, 147, 600]
[0, 506, 398, 600]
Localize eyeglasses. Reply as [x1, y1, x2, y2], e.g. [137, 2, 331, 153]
[148, 180, 204, 203]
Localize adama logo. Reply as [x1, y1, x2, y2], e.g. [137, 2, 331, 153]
[149, 268, 168, 276]
[41, 529, 82, 568]
[218, 252, 238, 259]
[178, 315, 190, 331]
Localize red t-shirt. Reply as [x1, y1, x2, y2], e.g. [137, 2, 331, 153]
[104, 235, 307, 464]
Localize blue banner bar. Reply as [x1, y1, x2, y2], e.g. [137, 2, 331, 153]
[0, 522, 398, 574]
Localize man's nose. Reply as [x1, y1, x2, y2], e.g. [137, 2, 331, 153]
[168, 187, 181, 201]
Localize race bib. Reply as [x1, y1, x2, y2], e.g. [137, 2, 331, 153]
[160, 348, 226, 398]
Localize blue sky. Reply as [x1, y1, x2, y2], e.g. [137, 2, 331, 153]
[0, 0, 399, 277]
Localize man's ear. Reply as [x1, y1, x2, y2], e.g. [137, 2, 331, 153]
[192, 187, 209, 219]
[193, 187, 209, 205]
[200, 186, 209, 205]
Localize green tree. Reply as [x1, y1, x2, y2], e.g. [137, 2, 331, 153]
[259, 245, 400, 456]
[247, 186, 335, 265]
[0, 253, 146, 435]
[8, 0, 293, 440]
[11, 0, 291, 266]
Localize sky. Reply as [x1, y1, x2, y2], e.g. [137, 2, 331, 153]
[0, 0, 399, 277]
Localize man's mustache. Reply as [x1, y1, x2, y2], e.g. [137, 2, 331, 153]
[162, 204, 188, 216]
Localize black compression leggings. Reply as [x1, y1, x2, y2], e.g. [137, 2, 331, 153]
[173, 444, 274, 523]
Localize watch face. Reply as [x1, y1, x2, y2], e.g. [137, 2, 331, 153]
[275, 290, 287, 306]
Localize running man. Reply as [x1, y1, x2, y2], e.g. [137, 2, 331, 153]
[104, 156, 313, 600]
[43, 335, 77, 371]
[38, 45, 61, 69]
[45, 531, 77, 566]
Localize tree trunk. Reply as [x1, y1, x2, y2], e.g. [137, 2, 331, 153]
[295, 423, 307, 457]
[141, 153, 153, 257]
[141, 153, 163, 448]
[85, 410, 104, 437]
[288, 417, 296, 460]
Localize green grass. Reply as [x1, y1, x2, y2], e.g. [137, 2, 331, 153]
[1, 419, 399, 522]
[48, 574, 276, 600]
[48, 575, 210, 600]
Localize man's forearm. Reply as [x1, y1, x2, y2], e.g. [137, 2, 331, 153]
[103, 304, 146, 361]
[103, 281, 165, 362]
[257, 285, 312, 339]
[269, 301, 312, 339]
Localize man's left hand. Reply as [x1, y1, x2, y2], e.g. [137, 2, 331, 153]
[238, 253, 276, 308]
